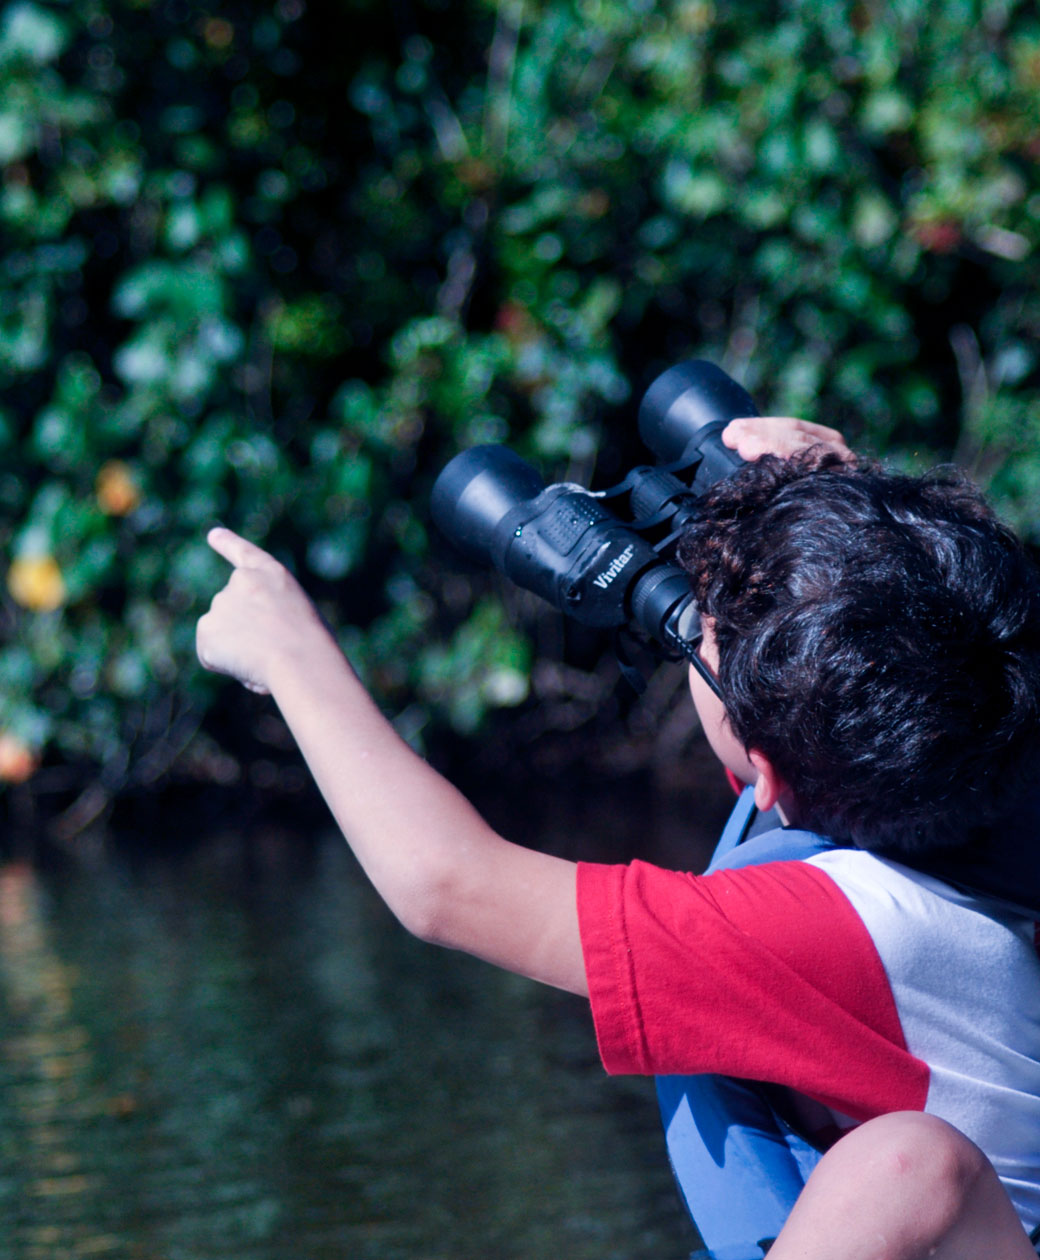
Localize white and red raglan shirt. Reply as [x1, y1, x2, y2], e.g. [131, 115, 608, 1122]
[577, 850, 1040, 1230]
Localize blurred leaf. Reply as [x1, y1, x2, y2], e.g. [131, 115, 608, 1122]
[5, 0, 1040, 792]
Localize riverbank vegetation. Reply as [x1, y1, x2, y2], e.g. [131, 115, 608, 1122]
[4, 0, 1040, 832]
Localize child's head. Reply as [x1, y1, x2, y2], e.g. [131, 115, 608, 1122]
[677, 450, 1040, 856]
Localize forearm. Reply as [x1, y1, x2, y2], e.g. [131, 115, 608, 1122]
[265, 627, 586, 993]
[197, 527, 586, 994]
[266, 628, 486, 931]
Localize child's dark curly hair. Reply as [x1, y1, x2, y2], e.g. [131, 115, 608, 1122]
[677, 449, 1040, 855]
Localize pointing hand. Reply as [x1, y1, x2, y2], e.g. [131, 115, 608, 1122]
[196, 528, 328, 695]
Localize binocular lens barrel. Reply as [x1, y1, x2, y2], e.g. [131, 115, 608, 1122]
[638, 360, 758, 464]
[430, 444, 546, 564]
[431, 360, 755, 663]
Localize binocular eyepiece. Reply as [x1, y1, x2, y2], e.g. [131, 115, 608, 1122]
[431, 360, 758, 671]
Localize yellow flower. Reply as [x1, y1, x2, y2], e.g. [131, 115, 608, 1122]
[7, 554, 67, 612]
[96, 460, 141, 516]
[0, 733, 39, 784]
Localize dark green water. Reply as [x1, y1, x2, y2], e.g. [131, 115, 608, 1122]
[0, 779, 727, 1260]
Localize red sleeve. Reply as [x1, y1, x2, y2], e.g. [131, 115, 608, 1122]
[577, 859, 929, 1122]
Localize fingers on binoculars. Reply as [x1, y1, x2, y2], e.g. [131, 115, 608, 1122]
[723, 416, 851, 459]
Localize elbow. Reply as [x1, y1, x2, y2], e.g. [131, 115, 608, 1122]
[394, 894, 446, 947]
[389, 856, 464, 949]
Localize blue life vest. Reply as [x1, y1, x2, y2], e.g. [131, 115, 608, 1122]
[656, 787, 833, 1260]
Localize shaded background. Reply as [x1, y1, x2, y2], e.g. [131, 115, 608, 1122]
[2, 2, 1040, 1255]
[3, 0, 1040, 829]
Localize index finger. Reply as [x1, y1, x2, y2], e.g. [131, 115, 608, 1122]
[206, 526, 280, 570]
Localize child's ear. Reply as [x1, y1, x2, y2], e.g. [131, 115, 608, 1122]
[748, 750, 786, 813]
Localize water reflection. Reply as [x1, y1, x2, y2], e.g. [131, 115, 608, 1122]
[0, 780, 722, 1259]
[0, 863, 119, 1257]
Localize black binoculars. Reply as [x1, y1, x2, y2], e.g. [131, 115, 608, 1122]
[431, 360, 758, 678]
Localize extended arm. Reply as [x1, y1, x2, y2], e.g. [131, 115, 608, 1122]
[195, 418, 851, 997]
[196, 529, 588, 994]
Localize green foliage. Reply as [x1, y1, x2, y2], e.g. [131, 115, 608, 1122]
[3, 0, 1040, 793]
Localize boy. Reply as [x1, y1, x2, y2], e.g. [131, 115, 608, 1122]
[196, 416, 1040, 1259]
